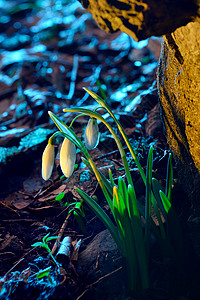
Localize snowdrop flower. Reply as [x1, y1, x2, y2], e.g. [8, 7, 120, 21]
[42, 142, 55, 180]
[85, 118, 99, 150]
[60, 138, 76, 177]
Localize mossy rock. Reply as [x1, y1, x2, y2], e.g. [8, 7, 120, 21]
[0, 128, 55, 165]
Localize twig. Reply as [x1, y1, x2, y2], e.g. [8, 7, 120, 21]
[66, 54, 79, 100]
[0, 252, 15, 256]
[110, 158, 124, 167]
[0, 202, 20, 216]
[4, 248, 35, 277]
[94, 149, 119, 161]
[51, 212, 72, 256]
[76, 266, 123, 300]
[2, 219, 37, 222]
[4, 258, 25, 277]
[33, 176, 63, 199]
[76, 65, 102, 106]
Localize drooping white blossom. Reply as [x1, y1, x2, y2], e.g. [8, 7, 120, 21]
[42, 143, 55, 180]
[60, 138, 76, 177]
[85, 118, 99, 150]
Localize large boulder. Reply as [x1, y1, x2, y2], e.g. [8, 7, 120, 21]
[79, 0, 199, 41]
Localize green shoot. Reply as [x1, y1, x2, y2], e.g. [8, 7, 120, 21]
[32, 233, 59, 266]
[165, 153, 173, 201]
[68, 200, 86, 233]
[36, 266, 52, 279]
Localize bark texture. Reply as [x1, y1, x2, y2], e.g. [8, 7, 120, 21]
[158, 22, 200, 209]
[79, 0, 199, 41]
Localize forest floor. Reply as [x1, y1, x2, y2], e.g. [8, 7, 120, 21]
[0, 1, 197, 299]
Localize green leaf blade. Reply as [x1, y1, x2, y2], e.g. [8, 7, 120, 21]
[128, 184, 149, 291]
[165, 153, 173, 201]
[31, 242, 44, 247]
[36, 267, 52, 279]
[76, 187, 121, 252]
[145, 146, 153, 248]
[159, 190, 171, 214]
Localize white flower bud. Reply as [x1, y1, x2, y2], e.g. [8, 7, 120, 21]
[85, 118, 99, 150]
[42, 143, 55, 180]
[60, 138, 76, 177]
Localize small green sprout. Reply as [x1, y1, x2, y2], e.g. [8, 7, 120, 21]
[55, 192, 65, 202]
[68, 199, 86, 233]
[36, 266, 56, 286]
[32, 233, 59, 266]
[36, 266, 52, 279]
[53, 192, 67, 208]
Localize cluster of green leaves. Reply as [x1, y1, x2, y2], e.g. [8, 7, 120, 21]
[32, 233, 59, 266]
[47, 89, 182, 294]
[53, 192, 86, 233]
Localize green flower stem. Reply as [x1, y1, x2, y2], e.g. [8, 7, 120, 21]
[48, 131, 63, 145]
[113, 186, 138, 291]
[69, 113, 87, 128]
[84, 88, 146, 183]
[63, 108, 134, 187]
[165, 153, 173, 201]
[61, 108, 166, 242]
[48, 111, 113, 212]
[86, 152, 113, 211]
[128, 185, 149, 290]
[48, 248, 59, 266]
[79, 92, 167, 241]
[145, 146, 153, 262]
[151, 197, 166, 240]
[76, 187, 122, 252]
[94, 106, 103, 112]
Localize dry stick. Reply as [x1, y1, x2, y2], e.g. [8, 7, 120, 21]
[33, 178, 60, 199]
[94, 149, 120, 161]
[4, 258, 25, 278]
[4, 248, 36, 277]
[51, 212, 72, 256]
[76, 65, 102, 107]
[0, 252, 15, 256]
[0, 201, 20, 216]
[76, 266, 123, 300]
[2, 219, 37, 222]
[66, 54, 79, 100]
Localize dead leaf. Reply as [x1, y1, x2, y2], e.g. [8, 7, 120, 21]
[20, 267, 31, 282]
[71, 239, 82, 261]
[38, 184, 66, 202]
[12, 193, 33, 209]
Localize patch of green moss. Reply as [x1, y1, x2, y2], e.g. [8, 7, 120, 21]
[18, 128, 55, 150]
[0, 146, 19, 163]
[0, 128, 55, 164]
[79, 170, 90, 183]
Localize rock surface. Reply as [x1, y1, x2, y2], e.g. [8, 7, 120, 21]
[158, 22, 200, 210]
[79, 0, 199, 41]
[78, 229, 124, 299]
